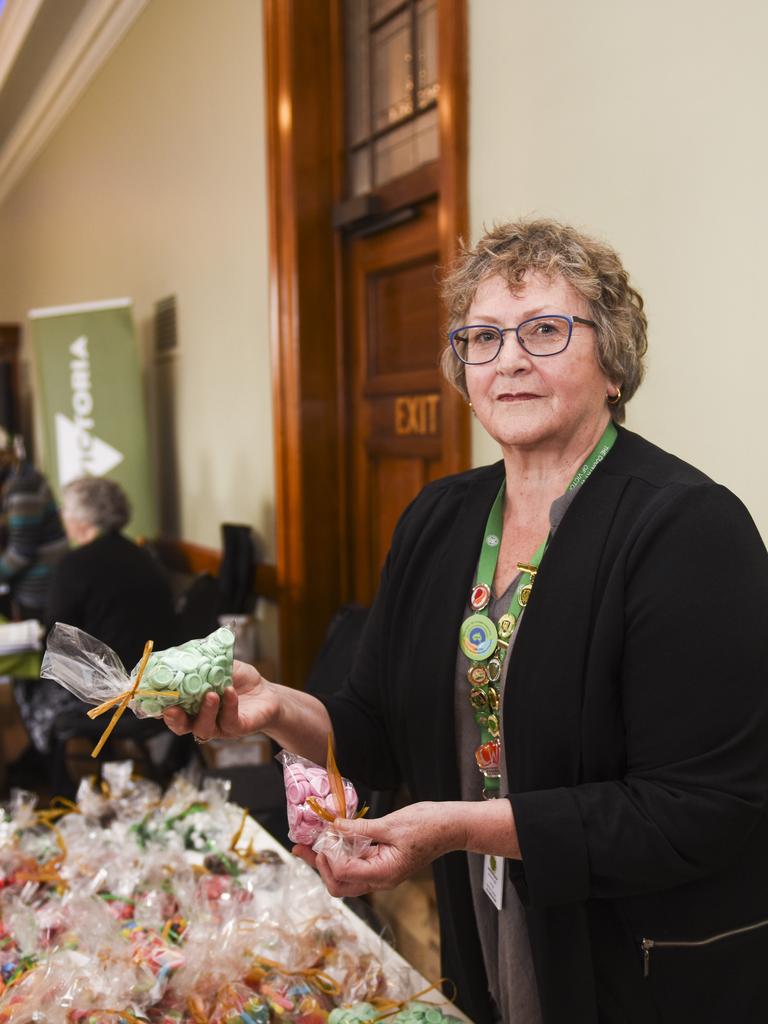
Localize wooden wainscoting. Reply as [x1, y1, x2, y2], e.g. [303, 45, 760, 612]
[154, 538, 278, 601]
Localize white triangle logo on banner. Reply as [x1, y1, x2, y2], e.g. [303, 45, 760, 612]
[55, 412, 124, 486]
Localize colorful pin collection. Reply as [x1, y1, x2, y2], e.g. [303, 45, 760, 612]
[458, 562, 531, 798]
[457, 424, 618, 797]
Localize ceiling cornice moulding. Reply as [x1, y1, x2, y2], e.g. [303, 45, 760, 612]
[0, 0, 45, 95]
[0, 0, 148, 206]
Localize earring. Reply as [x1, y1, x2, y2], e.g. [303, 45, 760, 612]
[607, 387, 622, 406]
[468, 401, 473, 409]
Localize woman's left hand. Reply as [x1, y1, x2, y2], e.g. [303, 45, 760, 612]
[292, 801, 464, 898]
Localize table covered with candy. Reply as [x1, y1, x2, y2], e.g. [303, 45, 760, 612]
[0, 764, 471, 1024]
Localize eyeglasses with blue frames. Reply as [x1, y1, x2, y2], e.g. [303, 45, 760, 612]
[449, 314, 597, 365]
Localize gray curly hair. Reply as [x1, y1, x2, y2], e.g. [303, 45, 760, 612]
[440, 219, 648, 423]
[62, 476, 131, 532]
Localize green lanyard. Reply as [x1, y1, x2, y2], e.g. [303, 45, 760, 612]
[460, 421, 618, 796]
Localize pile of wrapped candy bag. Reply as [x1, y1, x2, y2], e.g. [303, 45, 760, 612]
[0, 763, 463, 1024]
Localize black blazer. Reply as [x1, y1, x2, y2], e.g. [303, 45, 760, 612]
[324, 428, 768, 1024]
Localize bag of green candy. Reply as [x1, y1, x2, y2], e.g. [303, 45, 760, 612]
[41, 621, 235, 721]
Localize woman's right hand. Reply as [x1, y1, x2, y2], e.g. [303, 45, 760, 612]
[162, 659, 280, 742]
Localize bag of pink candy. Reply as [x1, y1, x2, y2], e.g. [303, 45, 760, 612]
[277, 742, 373, 862]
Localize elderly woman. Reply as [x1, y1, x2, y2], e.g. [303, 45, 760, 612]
[164, 220, 768, 1024]
[14, 477, 177, 762]
[48, 476, 176, 667]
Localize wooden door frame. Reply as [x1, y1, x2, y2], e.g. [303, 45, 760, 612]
[264, 0, 469, 688]
[0, 324, 22, 438]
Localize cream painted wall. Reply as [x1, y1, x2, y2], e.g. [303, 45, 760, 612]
[469, 0, 768, 538]
[0, 0, 274, 557]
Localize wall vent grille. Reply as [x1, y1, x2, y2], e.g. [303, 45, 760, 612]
[155, 295, 177, 354]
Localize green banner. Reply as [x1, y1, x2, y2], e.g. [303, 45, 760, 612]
[29, 299, 156, 539]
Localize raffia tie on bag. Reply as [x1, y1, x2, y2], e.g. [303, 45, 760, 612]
[85, 640, 179, 758]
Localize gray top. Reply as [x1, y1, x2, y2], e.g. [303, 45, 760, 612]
[454, 487, 579, 1023]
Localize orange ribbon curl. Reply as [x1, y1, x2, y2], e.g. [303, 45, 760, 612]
[87, 639, 155, 757]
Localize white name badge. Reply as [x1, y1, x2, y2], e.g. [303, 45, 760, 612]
[483, 853, 504, 910]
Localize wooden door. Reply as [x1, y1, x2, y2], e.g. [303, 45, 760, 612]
[346, 199, 448, 601]
[265, 0, 468, 685]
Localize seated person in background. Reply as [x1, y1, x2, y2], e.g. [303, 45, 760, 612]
[0, 433, 68, 620]
[48, 476, 177, 666]
[14, 476, 178, 767]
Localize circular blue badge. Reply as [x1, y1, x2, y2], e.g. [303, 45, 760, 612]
[459, 614, 498, 662]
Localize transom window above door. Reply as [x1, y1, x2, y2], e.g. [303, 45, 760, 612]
[344, 0, 438, 195]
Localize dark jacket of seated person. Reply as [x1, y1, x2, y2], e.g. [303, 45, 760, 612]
[15, 477, 177, 757]
[47, 476, 176, 668]
[46, 528, 177, 670]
